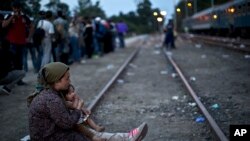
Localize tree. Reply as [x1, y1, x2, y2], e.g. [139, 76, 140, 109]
[45, 0, 70, 17]
[57, 2, 70, 16]
[78, 0, 106, 18]
[136, 0, 155, 33]
[0, 0, 41, 17]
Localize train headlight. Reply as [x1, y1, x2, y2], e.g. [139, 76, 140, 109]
[213, 14, 218, 20]
[230, 8, 235, 13]
[227, 8, 235, 13]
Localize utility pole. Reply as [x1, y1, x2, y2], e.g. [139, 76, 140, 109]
[173, 0, 177, 31]
[185, 0, 188, 18]
[211, 0, 214, 7]
[194, 0, 197, 13]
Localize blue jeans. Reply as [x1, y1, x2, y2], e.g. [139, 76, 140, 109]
[118, 32, 125, 48]
[23, 43, 38, 72]
[69, 36, 80, 62]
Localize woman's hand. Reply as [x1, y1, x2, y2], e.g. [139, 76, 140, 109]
[76, 99, 84, 110]
[82, 108, 91, 115]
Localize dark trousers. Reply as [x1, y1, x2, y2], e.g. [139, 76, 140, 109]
[9, 43, 25, 70]
[85, 40, 93, 59]
[118, 32, 125, 48]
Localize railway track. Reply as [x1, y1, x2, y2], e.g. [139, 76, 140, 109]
[181, 34, 250, 53]
[163, 48, 228, 141]
[82, 35, 248, 140]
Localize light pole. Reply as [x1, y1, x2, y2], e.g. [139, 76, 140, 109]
[194, 0, 197, 13]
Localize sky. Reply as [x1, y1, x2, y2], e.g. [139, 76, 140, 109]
[41, 0, 179, 19]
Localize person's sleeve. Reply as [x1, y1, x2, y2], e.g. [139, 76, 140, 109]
[47, 94, 81, 129]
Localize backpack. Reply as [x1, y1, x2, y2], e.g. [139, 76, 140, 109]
[33, 20, 45, 46]
[55, 24, 65, 42]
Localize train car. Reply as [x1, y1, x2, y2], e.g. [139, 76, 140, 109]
[183, 0, 250, 38]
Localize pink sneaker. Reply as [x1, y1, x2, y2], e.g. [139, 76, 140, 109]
[128, 122, 148, 141]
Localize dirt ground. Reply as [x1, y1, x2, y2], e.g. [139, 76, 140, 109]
[0, 34, 249, 141]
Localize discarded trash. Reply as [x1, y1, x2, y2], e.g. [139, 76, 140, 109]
[166, 51, 172, 56]
[190, 76, 196, 81]
[129, 63, 138, 68]
[201, 54, 207, 59]
[107, 64, 114, 70]
[211, 103, 219, 109]
[239, 44, 245, 48]
[244, 55, 250, 59]
[127, 72, 135, 76]
[167, 113, 175, 117]
[188, 102, 197, 107]
[80, 60, 86, 64]
[149, 115, 157, 119]
[183, 95, 187, 99]
[195, 116, 205, 123]
[160, 70, 168, 75]
[171, 73, 177, 78]
[153, 50, 161, 55]
[222, 54, 229, 58]
[195, 44, 202, 48]
[20, 135, 30, 141]
[155, 44, 161, 48]
[160, 112, 167, 117]
[117, 79, 124, 84]
[172, 96, 179, 100]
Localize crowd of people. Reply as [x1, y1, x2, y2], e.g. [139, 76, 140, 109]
[0, 1, 129, 95]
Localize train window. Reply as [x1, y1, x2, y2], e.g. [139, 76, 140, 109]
[237, 5, 241, 15]
[248, 2, 250, 14]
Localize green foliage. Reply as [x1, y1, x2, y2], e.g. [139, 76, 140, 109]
[0, 0, 41, 17]
[45, 1, 70, 16]
[111, 0, 162, 34]
[78, 0, 106, 18]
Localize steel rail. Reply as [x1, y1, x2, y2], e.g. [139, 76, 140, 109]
[87, 47, 141, 111]
[163, 49, 228, 141]
[185, 34, 250, 53]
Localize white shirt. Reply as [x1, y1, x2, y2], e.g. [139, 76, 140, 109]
[37, 20, 55, 38]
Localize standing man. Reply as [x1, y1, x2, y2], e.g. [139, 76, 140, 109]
[116, 20, 128, 48]
[37, 10, 55, 68]
[2, 1, 33, 71]
[163, 19, 175, 49]
[54, 11, 69, 64]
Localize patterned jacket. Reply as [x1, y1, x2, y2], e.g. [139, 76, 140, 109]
[28, 89, 88, 141]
